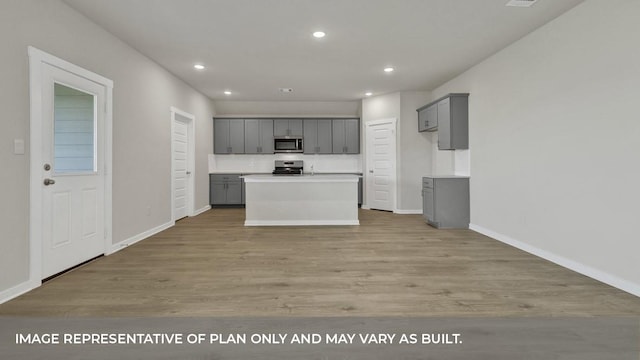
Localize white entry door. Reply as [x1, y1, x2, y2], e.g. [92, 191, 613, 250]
[365, 119, 397, 211]
[40, 63, 107, 278]
[171, 108, 195, 221]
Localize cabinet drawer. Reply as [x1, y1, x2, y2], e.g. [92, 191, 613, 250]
[422, 177, 434, 188]
[210, 174, 242, 183]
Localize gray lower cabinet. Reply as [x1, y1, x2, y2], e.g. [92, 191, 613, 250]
[244, 119, 274, 154]
[422, 176, 469, 229]
[274, 119, 303, 137]
[214, 118, 245, 154]
[358, 176, 363, 206]
[332, 119, 359, 154]
[416, 93, 468, 150]
[303, 119, 332, 154]
[210, 174, 244, 206]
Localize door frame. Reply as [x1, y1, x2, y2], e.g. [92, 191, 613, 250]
[364, 118, 398, 212]
[170, 107, 196, 221]
[28, 46, 113, 288]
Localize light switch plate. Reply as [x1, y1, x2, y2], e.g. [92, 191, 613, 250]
[14, 139, 25, 155]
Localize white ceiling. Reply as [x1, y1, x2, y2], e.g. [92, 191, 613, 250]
[62, 0, 584, 101]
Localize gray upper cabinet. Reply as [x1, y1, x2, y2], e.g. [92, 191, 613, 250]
[437, 94, 468, 150]
[214, 118, 245, 154]
[416, 93, 468, 150]
[303, 119, 332, 154]
[244, 119, 274, 154]
[214, 117, 360, 155]
[418, 104, 438, 132]
[274, 119, 303, 136]
[332, 119, 359, 154]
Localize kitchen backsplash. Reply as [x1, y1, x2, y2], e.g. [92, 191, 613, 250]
[209, 154, 362, 173]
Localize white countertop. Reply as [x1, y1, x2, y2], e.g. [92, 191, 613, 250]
[242, 174, 360, 183]
[423, 175, 470, 179]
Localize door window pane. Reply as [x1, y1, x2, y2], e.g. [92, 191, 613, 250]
[53, 83, 96, 174]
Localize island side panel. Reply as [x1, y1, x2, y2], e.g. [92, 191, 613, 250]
[244, 179, 359, 226]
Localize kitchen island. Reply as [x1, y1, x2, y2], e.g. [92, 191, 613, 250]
[241, 174, 360, 226]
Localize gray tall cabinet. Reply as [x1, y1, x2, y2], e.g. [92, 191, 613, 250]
[244, 119, 274, 154]
[303, 119, 333, 154]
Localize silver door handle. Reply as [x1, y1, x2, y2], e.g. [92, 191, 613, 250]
[186, 171, 191, 175]
[44, 178, 55, 186]
[369, 170, 374, 173]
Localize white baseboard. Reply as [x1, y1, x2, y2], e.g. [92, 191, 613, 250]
[394, 209, 422, 214]
[0, 280, 37, 305]
[361, 206, 422, 214]
[192, 205, 211, 217]
[469, 223, 640, 298]
[106, 220, 175, 255]
[245, 220, 360, 226]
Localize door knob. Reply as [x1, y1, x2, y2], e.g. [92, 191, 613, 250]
[44, 178, 55, 186]
[369, 170, 374, 173]
[186, 171, 191, 175]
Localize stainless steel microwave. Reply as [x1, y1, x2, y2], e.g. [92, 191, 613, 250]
[274, 136, 303, 153]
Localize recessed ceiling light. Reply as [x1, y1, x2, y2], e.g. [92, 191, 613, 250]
[193, 64, 205, 70]
[223, 90, 232, 95]
[312, 31, 326, 38]
[365, 92, 373, 97]
[383, 67, 395, 73]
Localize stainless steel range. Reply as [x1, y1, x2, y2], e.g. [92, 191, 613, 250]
[272, 160, 303, 175]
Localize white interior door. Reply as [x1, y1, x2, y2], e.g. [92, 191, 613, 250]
[173, 117, 189, 220]
[40, 63, 106, 278]
[171, 108, 195, 221]
[366, 119, 397, 211]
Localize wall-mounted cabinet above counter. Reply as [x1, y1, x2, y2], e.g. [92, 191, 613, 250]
[214, 118, 245, 154]
[244, 119, 274, 154]
[332, 119, 360, 154]
[274, 119, 303, 137]
[417, 93, 469, 150]
[303, 119, 333, 154]
[213, 117, 360, 154]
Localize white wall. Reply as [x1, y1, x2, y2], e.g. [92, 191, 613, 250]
[399, 92, 433, 211]
[431, 0, 640, 295]
[0, 0, 215, 300]
[362, 91, 432, 212]
[210, 100, 362, 174]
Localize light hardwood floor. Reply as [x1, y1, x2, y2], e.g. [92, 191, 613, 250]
[1, 209, 639, 316]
